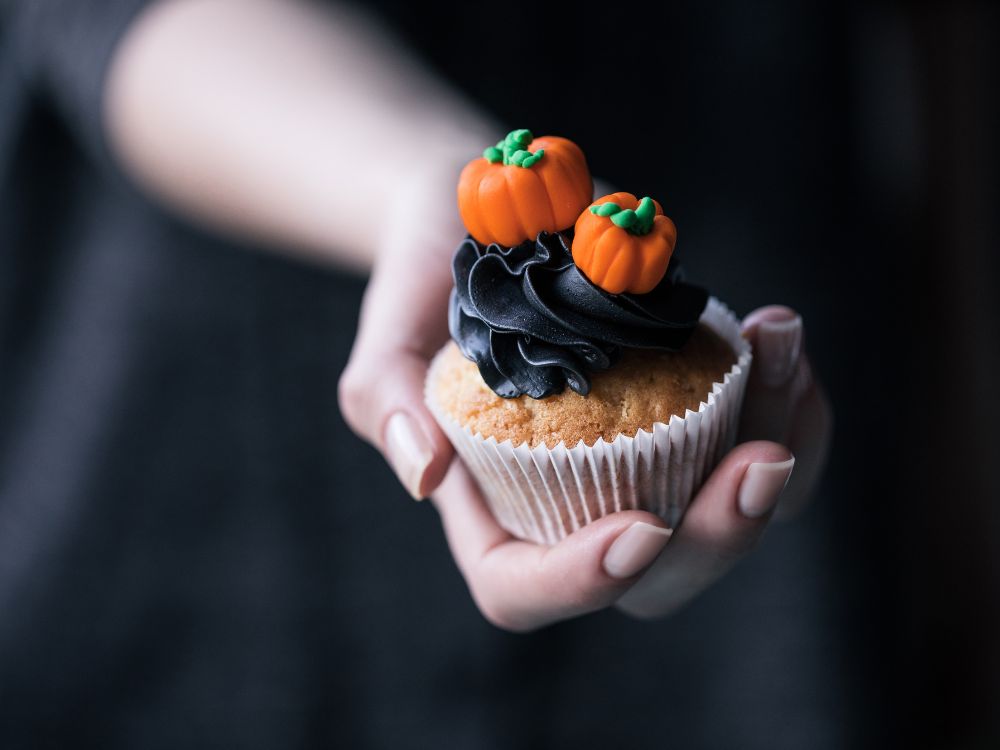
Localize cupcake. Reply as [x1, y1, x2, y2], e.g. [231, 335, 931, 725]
[426, 130, 751, 545]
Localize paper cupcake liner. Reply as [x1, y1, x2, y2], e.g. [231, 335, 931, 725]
[425, 297, 752, 546]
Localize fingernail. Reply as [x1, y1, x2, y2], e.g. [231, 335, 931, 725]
[755, 315, 803, 388]
[738, 458, 795, 518]
[603, 522, 673, 579]
[385, 412, 434, 500]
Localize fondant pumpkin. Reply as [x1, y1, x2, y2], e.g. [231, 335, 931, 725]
[572, 193, 677, 295]
[458, 129, 592, 248]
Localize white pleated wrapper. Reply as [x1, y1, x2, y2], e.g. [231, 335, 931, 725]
[425, 297, 752, 545]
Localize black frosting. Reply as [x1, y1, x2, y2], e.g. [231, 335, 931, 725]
[449, 231, 708, 399]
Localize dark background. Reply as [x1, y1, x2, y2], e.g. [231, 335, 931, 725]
[375, 1, 1000, 743]
[0, 0, 997, 747]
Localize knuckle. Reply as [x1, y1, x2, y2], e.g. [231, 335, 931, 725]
[475, 599, 511, 630]
[336, 363, 371, 434]
[481, 608, 521, 632]
[470, 589, 531, 633]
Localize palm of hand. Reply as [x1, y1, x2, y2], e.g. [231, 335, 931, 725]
[340, 169, 832, 632]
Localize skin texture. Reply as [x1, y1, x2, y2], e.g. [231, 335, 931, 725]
[573, 193, 677, 295]
[105, 0, 495, 273]
[104, 0, 833, 631]
[457, 136, 593, 247]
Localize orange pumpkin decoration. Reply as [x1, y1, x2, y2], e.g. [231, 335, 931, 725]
[458, 129, 592, 248]
[572, 192, 677, 295]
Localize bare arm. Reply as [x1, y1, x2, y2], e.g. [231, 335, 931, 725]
[104, 0, 497, 272]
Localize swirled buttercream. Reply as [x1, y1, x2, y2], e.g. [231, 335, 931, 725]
[448, 231, 708, 399]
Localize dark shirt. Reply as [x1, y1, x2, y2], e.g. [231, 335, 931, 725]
[0, 1, 852, 747]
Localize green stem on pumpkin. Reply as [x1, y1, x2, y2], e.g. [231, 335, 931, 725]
[590, 197, 656, 236]
[482, 129, 545, 167]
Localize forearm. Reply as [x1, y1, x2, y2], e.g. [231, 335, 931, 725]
[103, 0, 498, 272]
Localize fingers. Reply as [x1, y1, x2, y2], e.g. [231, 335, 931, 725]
[615, 440, 793, 620]
[740, 305, 806, 444]
[739, 305, 832, 518]
[338, 165, 467, 498]
[431, 460, 672, 632]
[340, 344, 453, 499]
[775, 379, 832, 519]
[743, 305, 803, 388]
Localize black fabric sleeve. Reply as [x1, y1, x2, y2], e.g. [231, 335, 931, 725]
[1, 0, 153, 166]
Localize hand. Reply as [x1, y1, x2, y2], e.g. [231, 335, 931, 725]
[338, 162, 467, 499]
[429, 440, 796, 631]
[339, 167, 832, 629]
[737, 306, 832, 519]
[615, 306, 832, 618]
